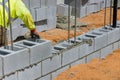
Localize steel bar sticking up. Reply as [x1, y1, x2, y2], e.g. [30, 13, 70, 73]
[109, 0, 113, 26]
[0, 27, 3, 45]
[68, 0, 71, 43]
[74, 0, 77, 44]
[8, 0, 13, 50]
[112, 0, 118, 28]
[3, 0, 7, 49]
[104, 0, 107, 28]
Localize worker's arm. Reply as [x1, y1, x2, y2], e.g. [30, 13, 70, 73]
[15, 0, 40, 39]
[15, 0, 35, 30]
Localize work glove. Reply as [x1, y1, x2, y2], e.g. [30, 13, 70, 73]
[30, 29, 40, 39]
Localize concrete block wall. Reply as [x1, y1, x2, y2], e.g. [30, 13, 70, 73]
[1, 25, 120, 80]
[9, 0, 57, 40]
[64, 0, 111, 18]
[57, 4, 71, 16]
[57, 0, 64, 4]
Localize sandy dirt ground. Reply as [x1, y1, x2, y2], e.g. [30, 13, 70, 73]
[54, 49, 120, 80]
[39, 8, 120, 44]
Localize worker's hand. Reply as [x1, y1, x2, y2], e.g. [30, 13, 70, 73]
[30, 29, 40, 39]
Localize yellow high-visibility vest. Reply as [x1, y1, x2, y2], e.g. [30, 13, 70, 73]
[0, 0, 35, 30]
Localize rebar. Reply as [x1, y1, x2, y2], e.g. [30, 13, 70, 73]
[109, 0, 113, 26]
[104, 0, 107, 28]
[3, 0, 7, 49]
[68, 1, 71, 43]
[8, 0, 13, 50]
[74, 0, 77, 44]
[0, 27, 3, 45]
[112, 0, 118, 28]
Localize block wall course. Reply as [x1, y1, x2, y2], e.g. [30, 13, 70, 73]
[101, 44, 113, 59]
[41, 0, 46, 7]
[30, 0, 41, 9]
[37, 74, 51, 80]
[42, 54, 61, 75]
[0, 57, 2, 79]
[36, 7, 47, 21]
[113, 41, 119, 51]
[107, 28, 120, 45]
[70, 57, 86, 66]
[62, 47, 79, 66]
[0, 46, 29, 75]
[17, 63, 41, 80]
[15, 40, 52, 65]
[52, 66, 69, 79]
[4, 72, 17, 80]
[87, 50, 101, 63]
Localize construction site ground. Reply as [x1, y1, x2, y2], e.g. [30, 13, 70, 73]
[39, 8, 120, 80]
[39, 8, 120, 44]
[54, 49, 120, 80]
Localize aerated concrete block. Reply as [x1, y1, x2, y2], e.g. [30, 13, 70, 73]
[30, 8, 36, 21]
[11, 18, 21, 28]
[0, 46, 29, 75]
[36, 25, 48, 32]
[80, 5, 87, 18]
[62, 47, 79, 66]
[88, 30, 108, 51]
[4, 72, 17, 80]
[36, 7, 47, 21]
[8, 26, 22, 41]
[87, 50, 100, 63]
[101, 44, 113, 59]
[19, 63, 41, 80]
[118, 41, 120, 48]
[57, 0, 64, 4]
[21, 27, 29, 36]
[15, 39, 52, 65]
[113, 41, 119, 51]
[47, 17, 57, 29]
[70, 58, 86, 66]
[30, 0, 41, 8]
[0, 57, 2, 79]
[54, 41, 73, 50]
[97, 27, 119, 45]
[117, 21, 120, 25]
[42, 54, 61, 75]
[79, 34, 95, 56]
[46, 0, 57, 7]
[101, 27, 120, 45]
[87, 3, 99, 14]
[89, 0, 99, 4]
[41, 0, 46, 7]
[18, 68, 32, 80]
[47, 7, 56, 18]
[79, 43, 89, 58]
[38, 74, 51, 80]
[57, 4, 71, 16]
[30, 63, 42, 80]
[52, 65, 69, 79]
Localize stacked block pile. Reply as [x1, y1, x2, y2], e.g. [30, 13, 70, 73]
[61, 0, 110, 17]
